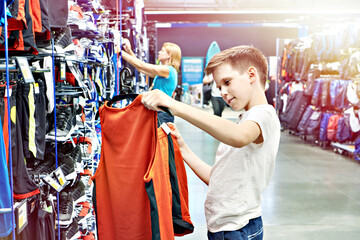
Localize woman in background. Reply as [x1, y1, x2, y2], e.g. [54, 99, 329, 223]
[122, 39, 181, 123]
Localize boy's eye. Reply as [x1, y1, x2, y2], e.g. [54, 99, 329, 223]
[225, 80, 230, 85]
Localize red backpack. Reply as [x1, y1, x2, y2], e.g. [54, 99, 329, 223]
[327, 114, 342, 142]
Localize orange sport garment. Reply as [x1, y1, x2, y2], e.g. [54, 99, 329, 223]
[92, 95, 193, 240]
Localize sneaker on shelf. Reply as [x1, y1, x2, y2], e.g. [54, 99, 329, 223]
[59, 191, 75, 226]
[59, 219, 81, 240]
[59, 143, 84, 173]
[85, 214, 96, 232]
[28, 154, 57, 176]
[60, 154, 78, 181]
[36, 152, 77, 181]
[78, 137, 93, 160]
[74, 201, 92, 224]
[81, 231, 95, 240]
[50, 27, 74, 50]
[73, 38, 85, 58]
[82, 78, 95, 101]
[66, 179, 87, 204]
[46, 105, 77, 141]
[39, 27, 74, 55]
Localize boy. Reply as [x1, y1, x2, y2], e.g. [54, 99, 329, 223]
[141, 45, 280, 240]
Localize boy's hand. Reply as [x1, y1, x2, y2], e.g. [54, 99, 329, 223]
[167, 123, 186, 149]
[141, 89, 173, 112]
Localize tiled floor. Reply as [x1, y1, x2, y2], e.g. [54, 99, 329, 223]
[175, 106, 360, 240]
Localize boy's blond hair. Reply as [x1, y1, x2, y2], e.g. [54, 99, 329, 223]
[163, 42, 182, 71]
[205, 45, 268, 88]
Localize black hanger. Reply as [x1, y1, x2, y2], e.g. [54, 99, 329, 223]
[107, 93, 173, 116]
[106, 93, 138, 106]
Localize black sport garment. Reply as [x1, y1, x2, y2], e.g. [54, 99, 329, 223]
[0, 84, 40, 200]
[16, 198, 55, 240]
[47, 0, 68, 28]
[17, 81, 46, 160]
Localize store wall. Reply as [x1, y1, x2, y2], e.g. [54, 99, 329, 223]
[156, 26, 299, 58]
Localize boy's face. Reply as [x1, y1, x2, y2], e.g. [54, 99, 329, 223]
[213, 63, 253, 111]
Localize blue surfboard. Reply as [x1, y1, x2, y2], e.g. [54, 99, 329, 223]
[205, 41, 221, 67]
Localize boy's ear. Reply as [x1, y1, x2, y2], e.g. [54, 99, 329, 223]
[248, 66, 257, 84]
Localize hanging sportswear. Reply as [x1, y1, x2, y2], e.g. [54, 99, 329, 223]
[0, 85, 40, 200]
[167, 133, 194, 236]
[0, 0, 13, 27]
[144, 127, 194, 240]
[0, 115, 12, 238]
[92, 95, 193, 240]
[92, 96, 157, 240]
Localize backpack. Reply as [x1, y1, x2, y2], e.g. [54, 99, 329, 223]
[304, 69, 320, 96]
[319, 112, 333, 141]
[329, 80, 339, 107]
[280, 91, 311, 130]
[353, 136, 360, 161]
[327, 114, 342, 141]
[334, 80, 350, 110]
[320, 79, 331, 109]
[311, 78, 323, 107]
[305, 111, 323, 136]
[297, 105, 314, 134]
[336, 114, 353, 142]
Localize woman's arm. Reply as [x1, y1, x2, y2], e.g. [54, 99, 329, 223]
[121, 51, 170, 78]
[122, 38, 136, 57]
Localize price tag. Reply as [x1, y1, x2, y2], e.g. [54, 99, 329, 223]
[84, 65, 88, 80]
[60, 62, 66, 81]
[15, 200, 28, 234]
[160, 122, 171, 135]
[34, 83, 39, 94]
[66, 60, 73, 67]
[5, 88, 12, 97]
[42, 175, 63, 192]
[54, 167, 68, 187]
[16, 57, 35, 83]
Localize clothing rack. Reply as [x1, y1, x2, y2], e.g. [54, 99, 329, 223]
[0, 63, 16, 71]
[0, 2, 16, 240]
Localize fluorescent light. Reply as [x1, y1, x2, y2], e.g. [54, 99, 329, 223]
[155, 23, 172, 28]
[146, 9, 360, 15]
[262, 23, 303, 28]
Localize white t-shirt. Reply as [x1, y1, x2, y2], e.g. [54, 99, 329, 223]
[205, 104, 280, 233]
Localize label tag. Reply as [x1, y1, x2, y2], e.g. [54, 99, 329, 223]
[15, 199, 28, 234]
[16, 57, 35, 83]
[84, 65, 88, 80]
[60, 62, 66, 81]
[66, 60, 73, 67]
[54, 167, 68, 188]
[160, 123, 171, 135]
[5, 88, 12, 97]
[42, 175, 63, 192]
[34, 83, 39, 94]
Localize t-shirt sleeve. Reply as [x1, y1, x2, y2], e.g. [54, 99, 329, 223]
[167, 66, 176, 79]
[245, 107, 276, 142]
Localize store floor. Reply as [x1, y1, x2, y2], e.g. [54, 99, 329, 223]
[174, 106, 360, 240]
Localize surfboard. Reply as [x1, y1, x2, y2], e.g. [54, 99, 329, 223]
[205, 41, 221, 67]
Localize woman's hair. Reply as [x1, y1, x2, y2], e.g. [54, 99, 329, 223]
[205, 45, 268, 88]
[163, 42, 182, 71]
